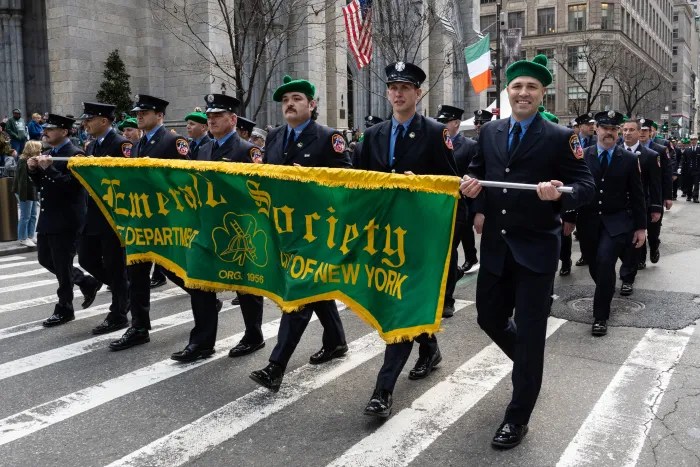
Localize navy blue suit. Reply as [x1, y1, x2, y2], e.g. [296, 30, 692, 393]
[265, 120, 350, 369]
[576, 145, 646, 320]
[30, 141, 96, 316]
[359, 113, 459, 392]
[468, 114, 595, 425]
[452, 133, 479, 265]
[78, 130, 132, 324]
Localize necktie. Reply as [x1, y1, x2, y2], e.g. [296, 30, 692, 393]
[391, 125, 404, 165]
[212, 141, 220, 152]
[509, 122, 521, 157]
[285, 130, 295, 154]
[139, 135, 148, 150]
[600, 150, 609, 173]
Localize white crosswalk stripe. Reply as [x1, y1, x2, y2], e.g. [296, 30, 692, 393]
[0, 257, 697, 466]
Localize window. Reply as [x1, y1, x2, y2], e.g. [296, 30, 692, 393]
[567, 46, 587, 74]
[537, 48, 556, 79]
[487, 91, 499, 105]
[672, 100, 677, 111]
[508, 11, 525, 30]
[672, 83, 678, 92]
[601, 3, 613, 30]
[673, 46, 678, 56]
[568, 4, 587, 32]
[537, 8, 555, 34]
[673, 28, 678, 39]
[542, 88, 556, 112]
[599, 84, 613, 111]
[481, 14, 497, 35]
[673, 12, 679, 22]
[672, 62, 678, 72]
[568, 86, 588, 114]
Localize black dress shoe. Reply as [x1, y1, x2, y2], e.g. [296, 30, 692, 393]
[491, 422, 528, 449]
[461, 259, 478, 273]
[171, 344, 215, 362]
[109, 327, 150, 351]
[231, 296, 240, 306]
[250, 362, 284, 392]
[149, 277, 167, 289]
[575, 257, 587, 266]
[215, 299, 223, 313]
[694, 199, 699, 203]
[408, 349, 442, 380]
[364, 390, 393, 418]
[42, 313, 75, 328]
[620, 282, 633, 296]
[91, 319, 128, 335]
[650, 249, 660, 264]
[637, 261, 647, 270]
[80, 279, 102, 309]
[592, 320, 608, 336]
[442, 304, 455, 318]
[559, 260, 572, 276]
[228, 340, 266, 358]
[309, 343, 349, 364]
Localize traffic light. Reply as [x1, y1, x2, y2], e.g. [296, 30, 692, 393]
[662, 122, 669, 132]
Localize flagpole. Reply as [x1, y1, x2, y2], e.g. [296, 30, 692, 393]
[495, 0, 501, 118]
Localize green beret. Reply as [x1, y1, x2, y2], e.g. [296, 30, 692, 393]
[651, 121, 659, 130]
[273, 75, 316, 102]
[117, 118, 138, 131]
[538, 106, 559, 124]
[682, 138, 690, 144]
[506, 54, 552, 87]
[185, 111, 208, 125]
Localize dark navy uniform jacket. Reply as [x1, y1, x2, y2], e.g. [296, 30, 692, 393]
[264, 120, 351, 168]
[189, 134, 211, 161]
[30, 141, 87, 235]
[682, 145, 700, 175]
[358, 114, 458, 176]
[83, 129, 132, 235]
[132, 126, 189, 159]
[575, 145, 647, 237]
[648, 140, 673, 200]
[197, 131, 262, 163]
[468, 113, 596, 276]
[618, 143, 662, 214]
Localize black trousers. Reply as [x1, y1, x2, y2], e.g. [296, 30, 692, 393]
[269, 300, 346, 368]
[162, 270, 219, 349]
[127, 262, 152, 329]
[580, 225, 632, 320]
[37, 232, 93, 316]
[475, 251, 554, 425]
[151, 263, 166, 282]
[639, 210, 662, 263]
[78, 231, 129, 324]
[444, 220, 464, 308]
[375, 333, 438, 393]
[238, 293, 265, 345]
[560, 231, 572, 264]
[458, 209, 478, 264]
[692, 173, 700, 200]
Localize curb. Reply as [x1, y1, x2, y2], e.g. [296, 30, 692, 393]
[0, 244, 34, 257]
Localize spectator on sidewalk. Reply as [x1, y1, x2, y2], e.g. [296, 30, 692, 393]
[27, 113, 44, 141]
[11, 140, 40, 247]
[0, 122, 16, 169]
[5, 108, 27, 154]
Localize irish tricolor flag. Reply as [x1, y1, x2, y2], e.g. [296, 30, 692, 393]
[464, 35, 492, 94]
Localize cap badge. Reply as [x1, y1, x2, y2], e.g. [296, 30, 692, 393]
[207, 94, 215, 103]
[395, 61, 405, 72]
[640, 118, 645, 124]
[477, 110, 482, 115]
[608, 110, 615, 118]
[134, 94, 140, 101]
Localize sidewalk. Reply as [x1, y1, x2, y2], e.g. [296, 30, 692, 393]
[0, 241, 34, 257]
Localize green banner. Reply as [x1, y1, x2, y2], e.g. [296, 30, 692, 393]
[69, 157, 458, 343]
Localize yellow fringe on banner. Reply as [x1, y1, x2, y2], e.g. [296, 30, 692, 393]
[68, 156, 461, 197]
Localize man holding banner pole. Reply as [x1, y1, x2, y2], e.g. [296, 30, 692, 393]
[357, 61, 459, 418]
[249, 75, 351, 392]
[460, 55, 595, 449]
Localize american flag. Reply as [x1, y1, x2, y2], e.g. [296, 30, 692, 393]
[343, 0, 373, 69]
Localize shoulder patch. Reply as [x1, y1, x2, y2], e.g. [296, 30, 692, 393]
[443, 129, 453, 150]
[250, 147, 264, 163]
[175, 138, 189, 157]
[332, 134, 346, 154]
[569, 134, 584, 159]
[120, 142, 132, 158]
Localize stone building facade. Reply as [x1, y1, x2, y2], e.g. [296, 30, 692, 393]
[672, 0, 699, 136]
[1, 0, 479, 130]
[479, 0, 676, 124]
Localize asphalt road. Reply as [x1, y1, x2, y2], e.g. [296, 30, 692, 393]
[0, 201, 699, 466]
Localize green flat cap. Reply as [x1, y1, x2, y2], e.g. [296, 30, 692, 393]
[118, 117, 138, 131]
[185, 111, 208, 125]
[538, 105, 559, 124]
[506, 54, 552, 87]
[273, 75, 316, 102]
